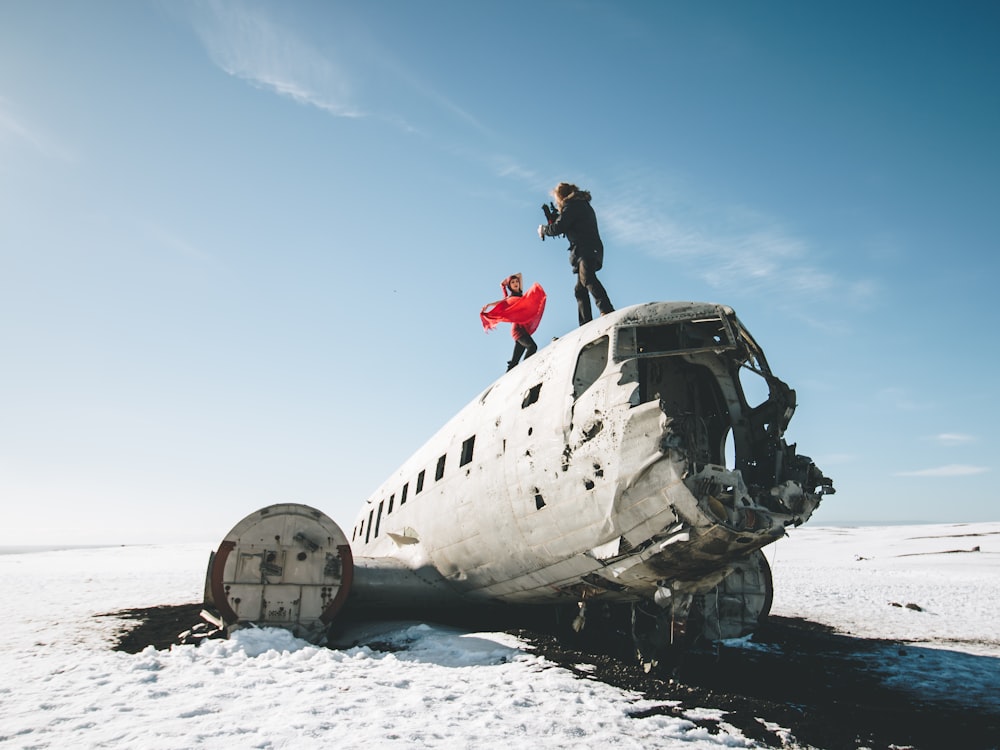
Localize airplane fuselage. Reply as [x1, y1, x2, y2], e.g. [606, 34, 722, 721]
[345, 302, 830, 624]
[204, 301, 833, 652]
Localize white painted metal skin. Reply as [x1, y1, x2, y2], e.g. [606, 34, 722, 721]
[206, 301, 833, 649]
[345, 302, 832, 621]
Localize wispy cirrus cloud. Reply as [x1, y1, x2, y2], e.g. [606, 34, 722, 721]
[597, 176, 878, 305]
[931, 433, 975, 446]
[489, 156, 545, 189]
[188, 1, 491, 137]
[895, 464, 990, 477]
[0, 97, 74, 161]
[876, 387, 927, 412]
[192, 2, 363, 118]
[144, 223, 226, 272]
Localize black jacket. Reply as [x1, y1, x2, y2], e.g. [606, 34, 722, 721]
[544, 191, 604, 272]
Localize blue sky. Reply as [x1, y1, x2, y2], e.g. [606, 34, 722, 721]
[2, 0, 997, 545]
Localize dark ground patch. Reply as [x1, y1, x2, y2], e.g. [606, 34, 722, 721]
[96, 603, 220, 653]
[516, 616, 1000, 750]
[98, 604, 999, 750]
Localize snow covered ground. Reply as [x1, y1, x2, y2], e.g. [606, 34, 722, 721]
[1, 522, 997, 749]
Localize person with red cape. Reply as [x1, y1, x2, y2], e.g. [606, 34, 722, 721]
[480, 273, 547, 371]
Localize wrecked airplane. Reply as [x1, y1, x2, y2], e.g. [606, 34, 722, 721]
[202, 301, 833, 666]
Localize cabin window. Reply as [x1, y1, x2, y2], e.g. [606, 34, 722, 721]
[401, 482, 409, 504]
[374, 501, 384, 538]
[435, 454, 446, 481]
[365, 509, 374, 543]
[460, 436, 475, 466]
[573, 336, 609, 399]
[387, 494, 395, 514]
[352, 525, 357, 541]
[521, 383, 542, 408]
[416, 470, 425, 493]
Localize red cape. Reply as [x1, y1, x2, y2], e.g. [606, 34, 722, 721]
[480, 282, 546, 339]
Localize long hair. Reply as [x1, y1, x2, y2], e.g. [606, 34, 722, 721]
[551, 182, 580, 210]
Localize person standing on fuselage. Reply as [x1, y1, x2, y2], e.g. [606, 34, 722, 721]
[537, 182, 614, 326]
[480, 273, 547, 371]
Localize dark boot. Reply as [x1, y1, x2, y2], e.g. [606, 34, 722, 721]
[508, 340, 527, 370]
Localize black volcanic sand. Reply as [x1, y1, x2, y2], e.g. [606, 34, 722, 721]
[97, 605, 999, 750]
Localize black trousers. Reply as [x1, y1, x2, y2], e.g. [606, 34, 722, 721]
[575, 258, 614, 325]
[508, 333, 538, 370]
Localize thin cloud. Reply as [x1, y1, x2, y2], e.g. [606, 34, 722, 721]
[0, 98, 74, 161]
[192, 2, 363, 118]
[895, 464, 990, 477]
[144, 224, 227, 272]
[599, 182, 854, 301]
[188, 2, 489, 137]
[876, 387, 927, 412]
[371, 48, 492, 137]
[932, 433, 975, 446]
[491, 157, 543, 186]
[844, 278, 881, 307]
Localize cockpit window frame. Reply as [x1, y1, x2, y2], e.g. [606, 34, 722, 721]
[572, 335, 610, 400]
[613, 313, 740, 362]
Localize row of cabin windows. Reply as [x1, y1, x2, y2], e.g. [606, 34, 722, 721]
[351, 376, 554, 546]
[350, 433, 479, 544]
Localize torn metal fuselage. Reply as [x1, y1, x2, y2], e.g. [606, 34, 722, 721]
[204, 302, 833, 662]
[572, 304, 834, 649]
[347, 302, 834, 648]
[604, 308, 828, 570]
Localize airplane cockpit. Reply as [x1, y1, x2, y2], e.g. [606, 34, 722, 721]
[580, 305, 831, 517]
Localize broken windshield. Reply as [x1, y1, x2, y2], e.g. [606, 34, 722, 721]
[615, 316, 737, 361]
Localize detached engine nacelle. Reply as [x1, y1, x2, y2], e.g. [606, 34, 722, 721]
[202, 503, 354, 641]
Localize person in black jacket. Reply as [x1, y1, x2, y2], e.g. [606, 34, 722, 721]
[537, 182, 614, 326]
